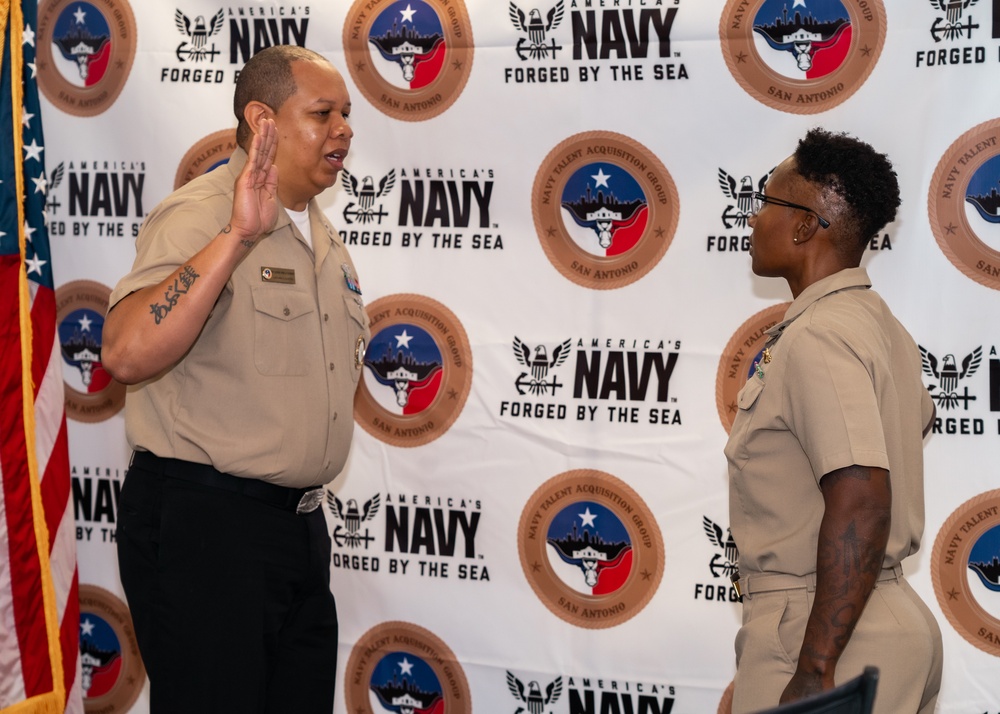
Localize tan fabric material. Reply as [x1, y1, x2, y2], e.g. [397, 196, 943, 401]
[726, 267, 933, 577]
[738, 564, 902, 596]
[110, 149, 369, 488]
[731, 579, 942, 714]
[725, 267, 942, 712]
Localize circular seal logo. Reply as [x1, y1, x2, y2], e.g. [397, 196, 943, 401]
[174, 129, 239, 190]
[715, 303, 789, 433]
[344, 621, 472, 713]
[78, 584, 145, 713]
[928, 118, 1000, 291]
[719, 0, 886, 114]
[518, 469, 664, 629]
[531, 131, 679, 290]
[56, 280, 125, 423]
[354, 294, 472, 447]
[36, 0, 137, 117]
[718, 680, 735, 714]
[343, 0, 474, 122]
[931, 489, 1000, 658]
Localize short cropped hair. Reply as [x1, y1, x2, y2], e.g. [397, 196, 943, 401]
[793, 128, 900, 251]
[233, 45, 329, 149]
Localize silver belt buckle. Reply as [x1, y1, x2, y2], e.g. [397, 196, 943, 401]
[296, 488, 324, 514]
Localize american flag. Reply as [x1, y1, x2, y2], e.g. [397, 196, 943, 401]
[1, 0, 82, 711]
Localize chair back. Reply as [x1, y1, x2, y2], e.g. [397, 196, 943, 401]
[751, 666, 879, 714]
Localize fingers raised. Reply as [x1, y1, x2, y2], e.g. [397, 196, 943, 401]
[249, 118, 277, 176]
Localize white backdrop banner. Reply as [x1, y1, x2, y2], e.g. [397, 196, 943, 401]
[40, 0, 1000, 711]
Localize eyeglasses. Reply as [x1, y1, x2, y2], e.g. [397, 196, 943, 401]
[750, 191, 830, 229]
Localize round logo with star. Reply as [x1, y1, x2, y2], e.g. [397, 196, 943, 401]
[56, 281, 125, 423]
[79, 584, 145, 713]
[531, 131, 679, 290]
[518, 469, 664, 629]
[37, 0, 137, 117]
[344, 621, 472, 713]
[719, 0, 886, 115]
[928, 118, 1000, 291]
[354, 294, 472, 447]
[174, 129, 239, 190]
[931, 489, 1000, 658]
[343, 0, 474, 122]
[716, 303, 789, 433]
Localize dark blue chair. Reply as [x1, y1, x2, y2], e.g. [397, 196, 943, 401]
[752, 667, 879, 714]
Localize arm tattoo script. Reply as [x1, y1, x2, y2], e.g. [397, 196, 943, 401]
[222, 222, 256, 249]
[149, 265, 200, 324]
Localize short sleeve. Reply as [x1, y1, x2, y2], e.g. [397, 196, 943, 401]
[109, 201, 223, 310]
[782, 323, 890, 481]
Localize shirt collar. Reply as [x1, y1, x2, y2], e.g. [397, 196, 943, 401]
[226, 146, 248, 176]
[764, 267, 872, 340]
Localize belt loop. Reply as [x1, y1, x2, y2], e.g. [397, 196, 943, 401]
[879, 563, 903, 585]
[740, 564, 905, 599]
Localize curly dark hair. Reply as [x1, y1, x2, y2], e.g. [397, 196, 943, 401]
[233, 45, 329, 149]
[793, 128, 900, 252]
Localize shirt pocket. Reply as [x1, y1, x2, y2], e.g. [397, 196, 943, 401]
[727, 376, 765, 469]
[252, 286, 316, 375]
[343, 294, 369, 385]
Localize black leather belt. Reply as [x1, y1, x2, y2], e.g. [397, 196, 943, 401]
[129, 451, 324, 514]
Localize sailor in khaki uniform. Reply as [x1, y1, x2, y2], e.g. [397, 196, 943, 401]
[103, 46, 368, 714]
[725, 129, 943, 714]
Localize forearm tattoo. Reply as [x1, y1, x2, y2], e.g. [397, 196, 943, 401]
[223, 222, 256, 249]
[801, 467, 890, 665]
[149, 265, 200, 324]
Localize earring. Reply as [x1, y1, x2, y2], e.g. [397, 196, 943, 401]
[793, 238, 799, 243]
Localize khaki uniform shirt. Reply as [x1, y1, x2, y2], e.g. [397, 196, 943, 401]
[725, 267, 933, 578]
[110, 149, 370, 488]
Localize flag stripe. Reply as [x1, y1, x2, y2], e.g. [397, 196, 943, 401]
[0, 260, 50, 696]
[60, 571, 80, 702]
[3, 0, 55, 694]
[2, 0, 80, 710]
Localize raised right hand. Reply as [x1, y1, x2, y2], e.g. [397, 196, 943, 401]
[229, 117, 278, 244]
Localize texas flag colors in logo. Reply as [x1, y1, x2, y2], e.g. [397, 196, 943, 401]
[560, 164, 648, 258]
[546, 501, 634, 596]
[720, 0, 886, 114]
[343, 0, 474, 121]
[354, 294, 472, 447]
[519, 470, 664, 629]
[368, 1, 447, 91]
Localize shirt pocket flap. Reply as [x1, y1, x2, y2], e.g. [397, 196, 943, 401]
[252, 286, 314, 322]
[344, 294, 368, 330]
[737, 376, 765, 411]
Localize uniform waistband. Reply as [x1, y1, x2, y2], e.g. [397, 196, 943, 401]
[738, 563, 903, 597]
[129, 451, 324, 514]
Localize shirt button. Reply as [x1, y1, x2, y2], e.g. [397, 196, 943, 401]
[324, 313, 329, 322]
[329, 362, 335, 371]
[333, 412, 338, 421]
[283, 307, 290, 316]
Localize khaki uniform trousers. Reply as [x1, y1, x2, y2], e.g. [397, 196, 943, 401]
[732, 568, 943, 714]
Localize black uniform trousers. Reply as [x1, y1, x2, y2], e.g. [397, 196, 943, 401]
[117, 452, 338, 713]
